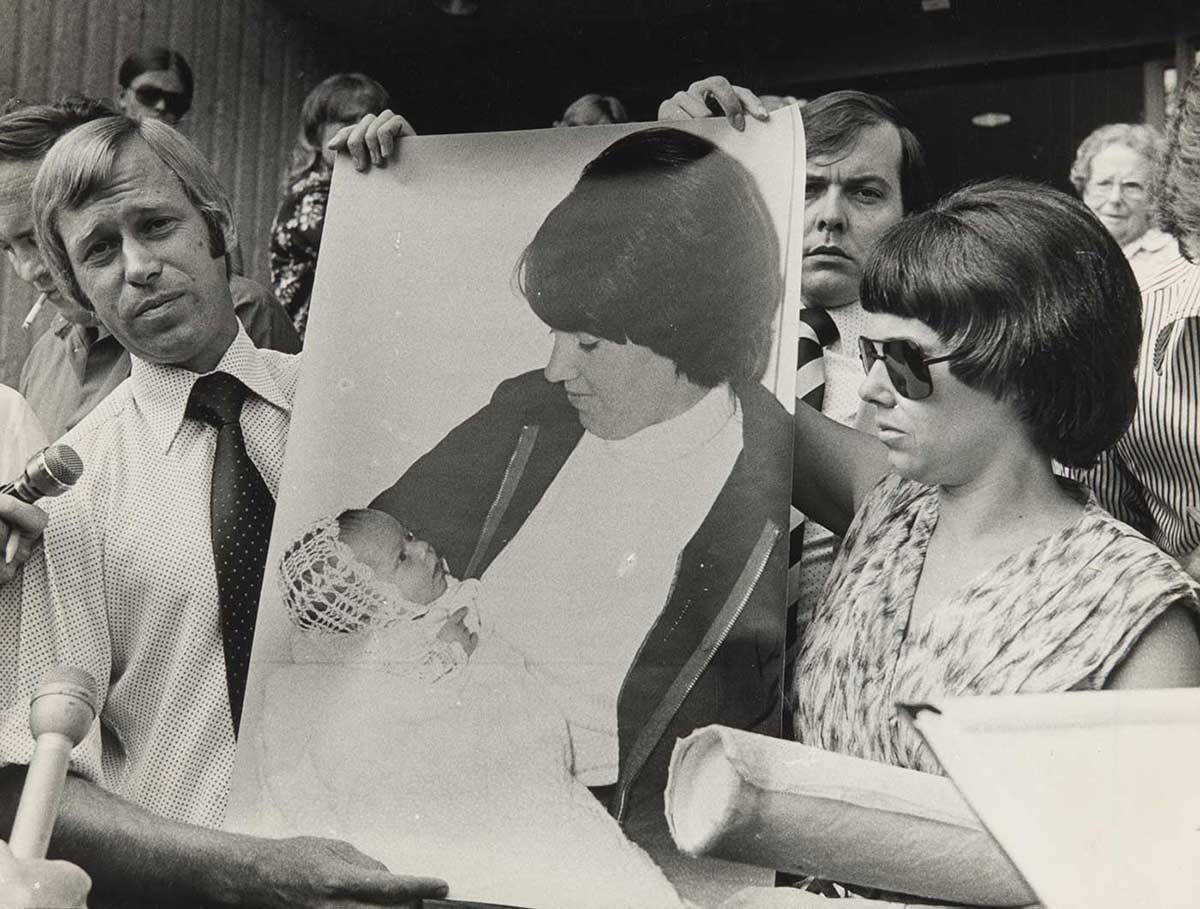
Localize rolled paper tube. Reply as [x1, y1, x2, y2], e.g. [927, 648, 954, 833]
[665, 726, 1036, 906]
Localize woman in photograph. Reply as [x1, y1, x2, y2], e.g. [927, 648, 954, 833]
[362, 125, 793, 869]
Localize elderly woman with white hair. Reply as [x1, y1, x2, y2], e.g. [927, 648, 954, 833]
[1070, 122, 1181, 283]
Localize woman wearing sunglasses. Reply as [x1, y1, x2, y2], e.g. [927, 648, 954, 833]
[790, 178, 1200, 783]
[115, 47, 194, 126]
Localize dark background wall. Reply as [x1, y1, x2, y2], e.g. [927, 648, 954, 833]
[1, 0, 1197, 386]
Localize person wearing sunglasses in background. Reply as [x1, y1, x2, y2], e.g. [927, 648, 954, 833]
[115, 47, 193, 127]
[780, 179, 1200, 901]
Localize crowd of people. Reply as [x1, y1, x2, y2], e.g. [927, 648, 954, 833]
[0, 40, 1197, 909]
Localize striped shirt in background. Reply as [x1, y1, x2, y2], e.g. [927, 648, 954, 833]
[1067, 255, 1200, 561]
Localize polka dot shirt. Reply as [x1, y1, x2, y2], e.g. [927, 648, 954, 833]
[0, 327, 298, 828]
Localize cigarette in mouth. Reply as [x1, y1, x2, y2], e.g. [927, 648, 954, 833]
[22, 292, 48, 330]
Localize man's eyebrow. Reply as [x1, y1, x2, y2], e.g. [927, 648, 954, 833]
[67, 202, 175, 250]
[805, 171, 893, 188]
[66, 219, 108, 254]
[841, 173, 891, 186]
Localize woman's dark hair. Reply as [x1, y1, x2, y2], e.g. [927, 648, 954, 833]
[516, 127, 782, 388]
[117, 47, 194, 115]
[860, 178, 1141, 469]
[286, 73, 390, 184]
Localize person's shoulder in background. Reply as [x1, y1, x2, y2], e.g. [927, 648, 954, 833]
[1127, 227, 1185, 290]
[229, 274, 302, 354]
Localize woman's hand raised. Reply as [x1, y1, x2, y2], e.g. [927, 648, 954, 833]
[327, 110, 417, 172]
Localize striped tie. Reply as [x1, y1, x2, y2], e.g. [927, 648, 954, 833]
[788, 307, 840, 648]
[795, 306, 840, 411]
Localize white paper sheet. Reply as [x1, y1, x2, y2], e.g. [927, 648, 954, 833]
[225, 112, 806, 908]
[905, 688, 1200, 909]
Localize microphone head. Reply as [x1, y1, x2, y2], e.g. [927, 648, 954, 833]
[29, 667, 98, 745]
[42, 445, 83, 485]
[24, 445, 83, 500]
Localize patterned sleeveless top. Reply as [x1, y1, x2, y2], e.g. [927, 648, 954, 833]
[792, 474, 1200, 775]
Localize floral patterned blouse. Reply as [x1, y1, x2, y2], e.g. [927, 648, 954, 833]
[792, 473, 1200, 775]
[269, 162, 332, 341]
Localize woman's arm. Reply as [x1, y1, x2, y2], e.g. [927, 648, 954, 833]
[1104, 603, 1200, 689]
[792, 403, 889, 537]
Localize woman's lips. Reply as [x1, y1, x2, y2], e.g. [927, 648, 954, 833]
[875, 423, 905, 443]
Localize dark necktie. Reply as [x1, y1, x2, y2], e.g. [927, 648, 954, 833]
[186, 372, 275, 735]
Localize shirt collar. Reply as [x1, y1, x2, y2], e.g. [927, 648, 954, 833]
[598, 383, 738, 463]
[1124, 227, 1175, 257]
[823, 299, 868, 353]
[51, 312, 111, 343]
[130, 324, 293, 454]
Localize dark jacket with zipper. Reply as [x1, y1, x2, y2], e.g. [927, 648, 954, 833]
[370, 369, 791, 872]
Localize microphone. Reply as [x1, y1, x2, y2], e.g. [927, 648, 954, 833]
[7, 668, 99, 860]
[0, 445, 84, 504]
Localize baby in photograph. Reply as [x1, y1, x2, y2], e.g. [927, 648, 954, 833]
[247, 508, 684, 909]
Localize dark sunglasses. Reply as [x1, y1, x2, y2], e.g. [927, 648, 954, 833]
[857, 336, 957, 401]
[132, 86, 188, 118]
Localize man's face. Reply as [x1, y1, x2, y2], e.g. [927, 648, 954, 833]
[55, 137, 236, 373]
[802, 122, 905, 310]
[0, 159, 95, 325]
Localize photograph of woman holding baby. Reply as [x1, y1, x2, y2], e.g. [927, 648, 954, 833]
[226, 117, 803, 908]
[368, 126, 792, 842]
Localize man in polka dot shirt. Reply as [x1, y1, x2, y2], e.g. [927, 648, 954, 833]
[0, 115, 446, 907]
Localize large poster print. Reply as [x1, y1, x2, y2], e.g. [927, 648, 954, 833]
[225, 111, 805, 908]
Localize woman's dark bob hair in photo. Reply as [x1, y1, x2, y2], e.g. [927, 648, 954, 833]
[861, 177, 1142, 469]
[516, 127, 782, 388]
